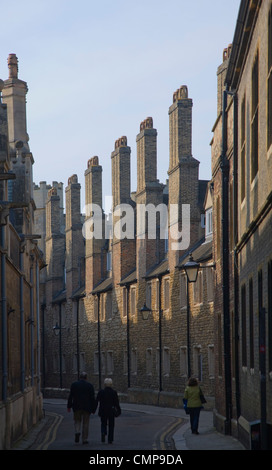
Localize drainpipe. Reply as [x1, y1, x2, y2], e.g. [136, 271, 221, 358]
[232, 92, 241, 420]
[19, 244, 25, 392]
[221, 88, 232, 434]
[76, 297, 80, 380]
[36, 260, 40, 395]
[126, 285, 131, 389]
[30, 259, 34, 387]
[158, 275, 162, 392]
[97, 293, 101, 390]
[41, 303, 46, 390]
[1, 225, 7, 401]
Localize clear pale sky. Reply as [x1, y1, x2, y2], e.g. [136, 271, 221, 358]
[0, 0, 240, 210]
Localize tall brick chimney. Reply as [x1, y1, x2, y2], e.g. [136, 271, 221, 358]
[84, 156, 105, 293]
[45, 187, 65, 302]
[168, 85, 201, 270]
[111, 137, 135, 285]
[65, 174, 84, 297]
[136, 117, 164, 282]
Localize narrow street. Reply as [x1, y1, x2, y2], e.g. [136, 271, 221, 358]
[25, 399, 183, 451]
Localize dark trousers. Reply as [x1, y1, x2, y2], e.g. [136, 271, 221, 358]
[101, 414, 115, 442]
[189, 407, 201, 432]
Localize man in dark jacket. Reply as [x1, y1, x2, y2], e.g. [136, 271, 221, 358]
[67, 372, 95, 444]
[96, 378, 121, 443]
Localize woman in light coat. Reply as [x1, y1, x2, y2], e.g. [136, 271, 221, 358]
[184, 377, 204, 434]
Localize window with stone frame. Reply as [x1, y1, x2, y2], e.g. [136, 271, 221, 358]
[100, 293, 106, 322]
[241, 284, 247, 367]
[208, 345, 215, 378]
[107, 351, 114, 375]
[206, 267, 214, 303]
[93, 296, 98, 322]
[146, 282, 152, 310]
[106, 291, 112, 320]
[179, 273, 187, 309]
[180, 346, 188, 376]
[164, 278, 170, 310]
[122, 288, 127, 318]
[163, 347, 170, 376]
[251, 49, 259, 182]
[241, 94, 246, 201]
[194, 270, 203, 304]
[146, 348, 152, 376]
[131, 348, 137, 375]
[130, 287, 136, 316]
[268, 5, 272, 149]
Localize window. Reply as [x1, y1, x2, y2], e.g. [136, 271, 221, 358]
[205, 208, 213, 237]
[100, 293, 106, 322]
[163, 347, 170, 376]
[180, 273, 187, 309]
[130, 287, 136, 316]
[123, 350, 128, 375]
[216, 197, 221, 259]
[208, 345, 215, 378]
[146, 282, 152, 310]
[251, 51, 259, 182]
[268, 7, 272, 149]
[107, 351, 114, 375]
[106, 291, 112, 320]
[131, 348, 137, 375]
[101, 351, 106, 375]
[218, 313, 222, 376]
[194, 270, 203, 304]
[107, 251, 112, 272]
[164, 278, 170, 310]
[146, 348, 152, 375]
[180, 347, 188, 376]
[123, 288, 127, 318]
[193, 346, 202, 381]
[241, 284, 247, 367]
[94, 296, 98, 322]
[249, 278, 254, 369]
[206, 268, 214, 303]
[155, 280, 160, 310]
[268, 260, 272, 372]
[241, 95, 246, 201]
[94, 352, 99, 374]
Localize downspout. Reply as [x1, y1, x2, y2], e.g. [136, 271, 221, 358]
[158, 275, 162, 392]
[30, 259, 34, 387]
[76, 297, 80, 380]
[97, 293, 101, 390]
[126, 285, 130, 389]
[1, 225, 7, 401]
[59, 302, 63, 389]
[41, 303, 46, 390]
[19, 244, 25, 392]
[221, 88, 232, 434]
[232, 92, 241, 419]
[36, 260, 40, 395]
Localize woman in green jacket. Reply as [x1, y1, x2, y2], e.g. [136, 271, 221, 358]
[184, 377, 203, 434]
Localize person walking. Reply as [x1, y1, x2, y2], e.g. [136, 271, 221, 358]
[95, 378, 121, 444]
[184, 377, 205, 434]
[67, 372, 96, 444]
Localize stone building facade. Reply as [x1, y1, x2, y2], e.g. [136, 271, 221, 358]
[0, 55, 44, 449]
[35, 85, 215, 408]
[211, 0, 272, 449]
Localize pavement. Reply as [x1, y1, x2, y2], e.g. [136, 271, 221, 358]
[11, 399, 246, 451]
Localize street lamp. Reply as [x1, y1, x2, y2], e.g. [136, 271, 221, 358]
[182, 253, 200, 378]
[140, 304, 151, 320]
[183, 253, 200, 283]
[53, 318, 63, 388]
